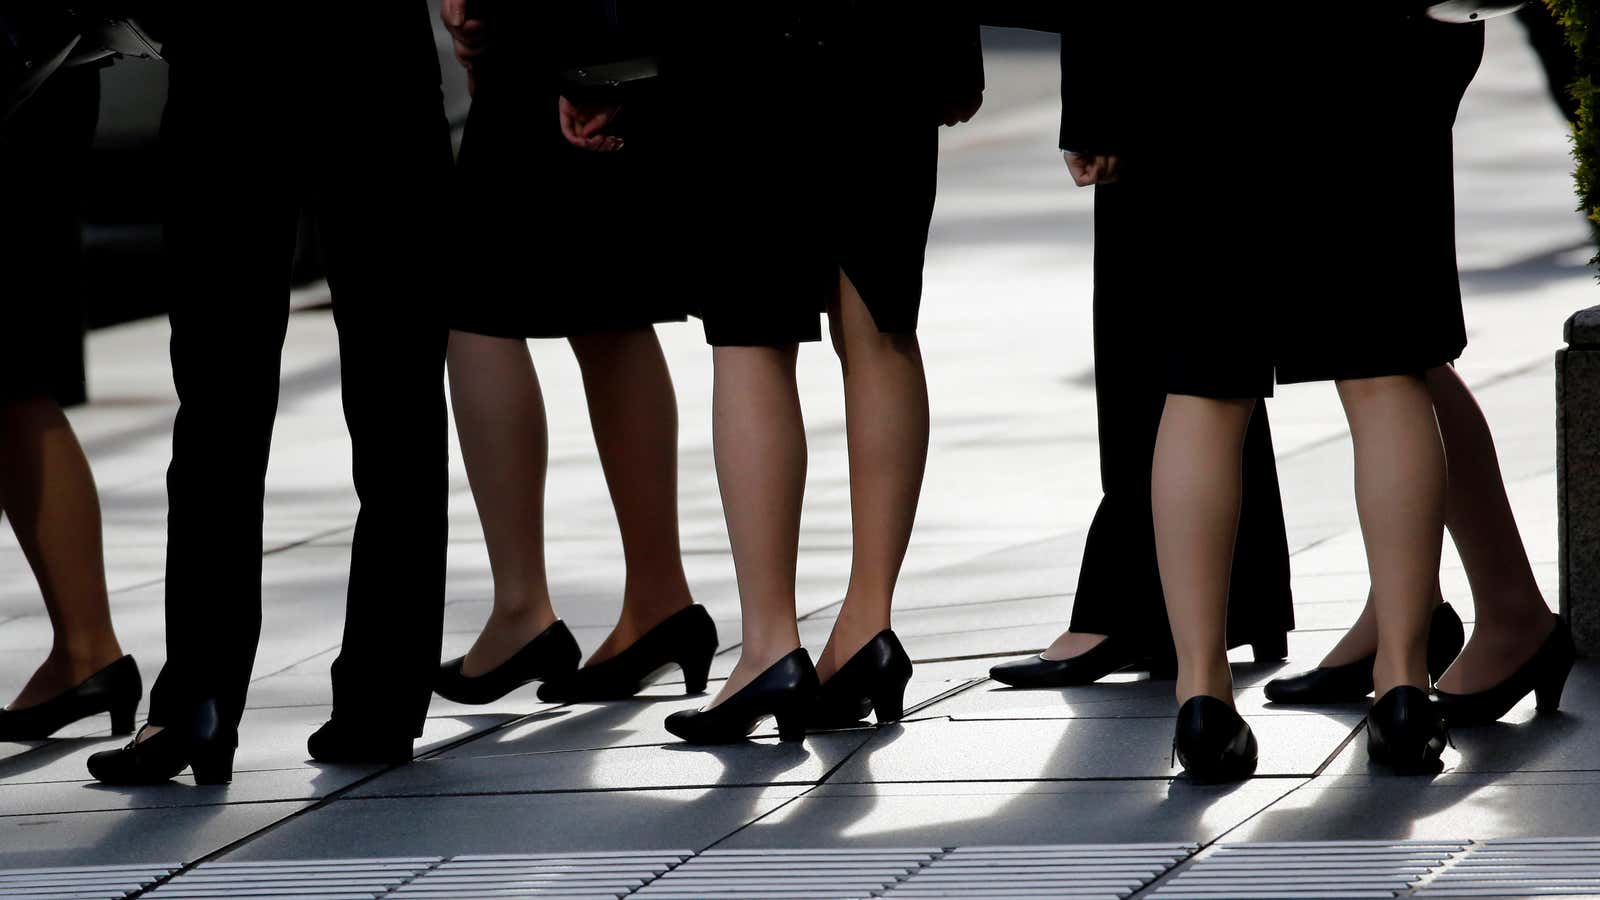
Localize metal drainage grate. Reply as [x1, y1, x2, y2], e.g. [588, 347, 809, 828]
[390, 851, 691, 898]
[882, 843, 1198, 899]
[1416, 837, 1600, 897]
[1150, 840, 1470, 899]
[631, 848, 940, 899]
[0, 863, 178, 899]
[141, 857, 440, 898]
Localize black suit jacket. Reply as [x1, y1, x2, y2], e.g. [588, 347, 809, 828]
[158, 1, 441, 87]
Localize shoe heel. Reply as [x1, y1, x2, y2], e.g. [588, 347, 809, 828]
[110, 702, 137, 737]
[1536, 662, 1573, 712]
[774, 707, 807, 743]
[680, 652, 713, 696]
[871, 683, 908, 724]
[1252, 633, 1288, 664]
[190, 746, 235, 786]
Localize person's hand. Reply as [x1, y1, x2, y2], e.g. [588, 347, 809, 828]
[941, 89, 984, 127]
[440, 0, 488, 94]
[1065, 152, 1121, 186]
[560, 96, 624, 152]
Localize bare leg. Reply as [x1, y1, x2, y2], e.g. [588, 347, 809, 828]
[0, 397, 124, 711]
[816, 273, 929, 681]
[447, 331, 558, 677]
[568, 329, 694, 665]
[1337, 375, 1446, 696]
[709, 345, 806, 706]
[1426, 365, 1556, 692]
[1314, 365, 1547, 677]
[1152, 394, 1255, 705]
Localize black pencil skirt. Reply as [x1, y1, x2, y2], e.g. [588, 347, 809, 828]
[1158, 17, 1483, 399]
[662, 12, 945, 348]
[451, 73, 688, 340]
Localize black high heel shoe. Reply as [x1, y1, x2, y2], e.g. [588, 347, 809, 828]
[1265, 603, 1464, 704]
[990, 636, 1171, 688]
[664, 649, 819, 744]
[1367, 685, 1447, 775]
[807, 630, 912, 728]
[0, 656, 141, 741]
[86, 698, 236, 786]
[436, 620, 581, 705]
[1434, 617, 1575, 726]
[538, 605, 719, 703]
[1172, 696, 1258, 783]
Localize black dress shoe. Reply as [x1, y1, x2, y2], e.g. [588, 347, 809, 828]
[989, 636, 1166, 688]
[538, 605, 719, 703]
[1173, 696, 1258, 783]
[807, 630, 913, 728]
[307, 719, 413, 765]
[1265, 603, 1464, 704]
[87, 698, 235, 786]
[1434, 617, 1575, 727]
[664, 649, 819, 744]
[436, 620, 582, 705]
[0, 656, 142, 741]
[1367, 685, 1447, 775]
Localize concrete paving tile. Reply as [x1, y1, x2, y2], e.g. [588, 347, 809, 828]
[825, 715, 1358, 782]
[1226, 770, 1600, 842]
[0, 706, 514, 788]
[720, 778, 1305, 849]
[0, 801, 310, 869]
[0, 765, 369, 816]
[220, 787, 806, 860]
[1317, 661, 1600, 778]
[349, 730, 872, 798]
[931, 676, 1369, 721]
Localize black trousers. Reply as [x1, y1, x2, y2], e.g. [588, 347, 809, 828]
[147, 57, 452, 738]
[1067, 184, 1295, 658]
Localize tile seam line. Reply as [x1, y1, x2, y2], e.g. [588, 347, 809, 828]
[1128, 719, 1370, 899]
[667, 720, 888, 887]
[121, 706, 546, 898]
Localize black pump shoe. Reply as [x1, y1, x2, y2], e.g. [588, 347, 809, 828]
[989, 636, 1173, 688]
[1172, 696, 1258, 783]
[1265, 603, 1464, 705]
[86, 699, 235, 786]
[807, 630, 913, 728]
[1434, 617, 1575, 727]
[664, 649, 819, 744]
[538, 605, 719, 703]
[0, 656, 142, 741]
[436, 620, 581, 705]
[1367, 686, 1447, 775]
[307, 719, 413, 765]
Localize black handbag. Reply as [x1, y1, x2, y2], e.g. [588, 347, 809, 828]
[1417, 1, 1527, 22]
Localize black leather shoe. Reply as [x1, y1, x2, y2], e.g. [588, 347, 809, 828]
[538, 605, 719, 703]
[1265, 603, 1464, 705]
[1367, 685, 1447, 775]
[664, 649, 819, 744]
[0, 656, 142, 741]
[307, 719, 413, 765]
[1434, 616, 1575, 727]
[436, 620, 581, 705]
[87, 698, 235, 786]
[807, 630, 913, 728]
[1173, 696, 1258, 783]
[990, 636, 1165, 688]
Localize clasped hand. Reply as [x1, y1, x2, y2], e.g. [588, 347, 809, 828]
[441, 0, 623, 154]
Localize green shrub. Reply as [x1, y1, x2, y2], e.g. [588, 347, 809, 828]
[1546, 0, 1600, 257]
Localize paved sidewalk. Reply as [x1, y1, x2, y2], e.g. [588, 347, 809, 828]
[3, 23, 1599, 898]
